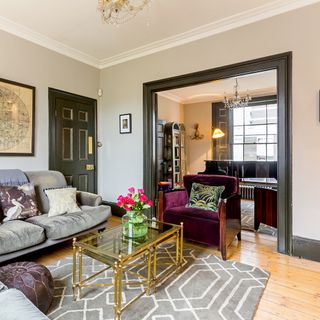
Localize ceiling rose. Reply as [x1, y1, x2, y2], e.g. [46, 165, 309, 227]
[98, 0, 151, 25]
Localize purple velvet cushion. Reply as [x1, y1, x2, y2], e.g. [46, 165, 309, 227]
[164, 190, 188, 211]
[184, 175, 239, 198]
[164, 206, 219, 220]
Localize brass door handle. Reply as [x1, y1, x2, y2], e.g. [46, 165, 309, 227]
[86, 164, 95, 171]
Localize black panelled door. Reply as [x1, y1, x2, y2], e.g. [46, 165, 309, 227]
[49, 89, 97, 193]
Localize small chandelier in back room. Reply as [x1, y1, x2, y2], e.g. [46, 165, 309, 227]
[98, 0, 151, 25]
[223, 78, 252, 109]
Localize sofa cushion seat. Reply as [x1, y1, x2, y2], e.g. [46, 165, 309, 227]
[26, 205, 111, 240]
[0, 220, 45, 255]
[0, 288, 49, 320]
[164, 206, 219, 220]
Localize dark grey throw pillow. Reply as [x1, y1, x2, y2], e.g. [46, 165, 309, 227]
[0, 183, 40, 222]
[187, 182, 225, 211]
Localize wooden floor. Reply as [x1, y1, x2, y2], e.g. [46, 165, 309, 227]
[33, 216, 320, 320]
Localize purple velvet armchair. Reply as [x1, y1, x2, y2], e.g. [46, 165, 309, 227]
[159, 175, 241, 260]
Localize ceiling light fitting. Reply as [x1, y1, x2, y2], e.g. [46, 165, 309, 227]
[98, 0, 150, 25]
[223, 78, 252, 109]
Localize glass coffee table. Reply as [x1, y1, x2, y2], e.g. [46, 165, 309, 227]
[72, 220, 183, 320]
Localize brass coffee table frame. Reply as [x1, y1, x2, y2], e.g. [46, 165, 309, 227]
[72, 221, 183, 320]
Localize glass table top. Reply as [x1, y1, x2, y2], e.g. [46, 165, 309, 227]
[75, 220, 180, 263]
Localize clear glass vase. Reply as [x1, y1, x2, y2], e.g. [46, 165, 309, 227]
[122, 211, 148, 239]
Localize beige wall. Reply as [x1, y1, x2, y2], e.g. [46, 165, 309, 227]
[0, 30, 100, 171]
[157, 95, 184, 123]
[1, 4, 319, 241]
[184, 102, 212, 174]
[99, 3, 320, 241]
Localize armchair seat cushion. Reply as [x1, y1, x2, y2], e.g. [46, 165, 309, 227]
[26, 205, 111, 240]
[165, 206, 219, 220]
[164, 207, 220, 246]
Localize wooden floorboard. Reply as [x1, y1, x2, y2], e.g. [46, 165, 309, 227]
[33, 216, 320, 320]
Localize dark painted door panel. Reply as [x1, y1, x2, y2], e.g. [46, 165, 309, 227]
[49, 90, 97, 193]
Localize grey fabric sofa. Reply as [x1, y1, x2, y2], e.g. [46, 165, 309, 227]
[0, 170, 112, 264]
[0, 287, 49, 320]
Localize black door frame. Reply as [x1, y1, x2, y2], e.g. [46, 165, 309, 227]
[48, 88, 98, 193]
[143, 52, 292, 255]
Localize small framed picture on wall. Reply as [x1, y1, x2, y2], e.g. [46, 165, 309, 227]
[119, 113, 132, 134]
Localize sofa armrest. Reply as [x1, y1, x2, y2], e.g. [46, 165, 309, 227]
[157, 189, 188, 221]
[77, 191, 102, 207]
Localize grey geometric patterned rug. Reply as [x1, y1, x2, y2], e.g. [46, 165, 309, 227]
[47, 244, 269, 320]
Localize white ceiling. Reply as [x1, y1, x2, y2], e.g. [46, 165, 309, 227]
[0, 0, 319, 68]
[158, 70, 277, 104]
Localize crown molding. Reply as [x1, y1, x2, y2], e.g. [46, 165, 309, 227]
[0, 0, 319, 69]
[0, 16, 100, 68]
[167, 87, 277, 105]
[99, 0, 320, 69]
[157, 91, 182, 104]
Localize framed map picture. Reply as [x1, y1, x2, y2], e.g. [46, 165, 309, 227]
[0, 78, 35, 156]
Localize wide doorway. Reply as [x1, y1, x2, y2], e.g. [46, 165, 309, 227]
[143, 53, 292, 255]
[157, 70, 278, 238]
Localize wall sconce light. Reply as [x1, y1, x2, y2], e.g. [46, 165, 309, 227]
[190, 123, 204, 140]
[212, 128, 225, 139]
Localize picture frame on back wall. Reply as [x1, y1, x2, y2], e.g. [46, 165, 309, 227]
[0, 78, 35, 156]
[119, 113, 132, 134]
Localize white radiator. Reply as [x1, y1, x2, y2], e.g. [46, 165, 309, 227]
[240, 185, 255, 200]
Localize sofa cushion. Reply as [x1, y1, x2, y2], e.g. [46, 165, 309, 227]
[24, 171, 67, 214]
[0, 183, 40, 222]
[0, 288, 49, 320]
[165, 206, 219, 220]
[0, 220, 45, 255]
[45, 187, 80, 217]
[26, 205, 111, 240]
[187, 182, 224, 211]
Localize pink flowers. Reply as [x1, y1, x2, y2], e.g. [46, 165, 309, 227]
[128, 187, 135, 193]
[140, 194, 148, 202]
[117, 187, 153, 212]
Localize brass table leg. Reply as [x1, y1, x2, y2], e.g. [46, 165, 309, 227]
[113, 263, 119, 320]
[146, 249, 152, 295]
[78, 247, 83, 300]
[180, 223, 184, 267]
[72, 238, 77, 301]
[175, 231, 179, 267]
[152, 246, 157, 292]
[116, 259, 123, 320]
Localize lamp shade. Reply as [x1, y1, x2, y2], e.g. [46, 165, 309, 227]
[212, 128, 225, 139]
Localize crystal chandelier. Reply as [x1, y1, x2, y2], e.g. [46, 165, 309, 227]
[223, 78, 252, 109]
[98, 0, 151, 25]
